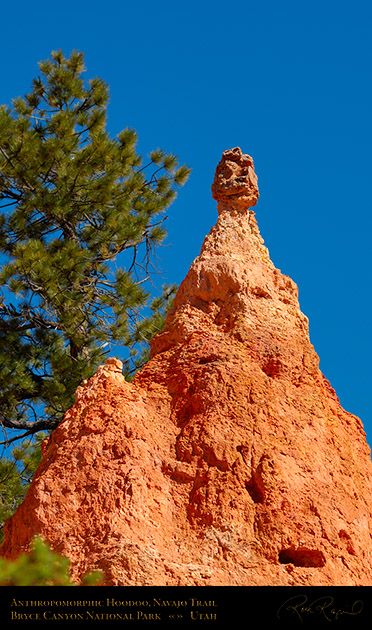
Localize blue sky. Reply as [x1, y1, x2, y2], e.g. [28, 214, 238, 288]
[1, 1, 371, 445]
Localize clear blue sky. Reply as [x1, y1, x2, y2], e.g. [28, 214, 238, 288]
[1, 1, 371, 445]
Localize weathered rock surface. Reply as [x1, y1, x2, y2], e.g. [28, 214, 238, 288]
[2, 148, 372, 586]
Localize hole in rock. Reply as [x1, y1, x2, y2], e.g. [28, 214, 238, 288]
[251, 286, 272, 299]
[338, 530, 356, 555]
[278, 548, 326, 568]
[338, 529, 351, 540]
[262, 357, 281, 378]
[198, 355, 219, 365]
[245, 478, 265, 504]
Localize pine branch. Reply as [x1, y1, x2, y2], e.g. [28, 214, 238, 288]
[0, 427, 49, 447]
[0, 305, 56, 332]
[0, 416, 59, 433]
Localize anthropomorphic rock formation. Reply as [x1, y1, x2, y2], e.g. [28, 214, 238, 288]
[211, 146, 259, 211]
[2, 148, 372, 586]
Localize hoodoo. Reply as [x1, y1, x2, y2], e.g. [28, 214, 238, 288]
[2, 148, 372, 586]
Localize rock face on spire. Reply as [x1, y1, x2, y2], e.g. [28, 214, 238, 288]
[211, 147, 259, 211]
[2, 148, 372, 586]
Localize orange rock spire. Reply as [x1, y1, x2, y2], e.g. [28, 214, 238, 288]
[2, 149, 372, 586]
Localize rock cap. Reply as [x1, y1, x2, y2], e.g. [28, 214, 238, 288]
[211, 147, 259, 212]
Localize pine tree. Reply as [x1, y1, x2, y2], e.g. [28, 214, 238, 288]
[0, 50, 190, 443]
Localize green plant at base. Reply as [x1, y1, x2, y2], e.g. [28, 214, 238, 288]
[0, 536, 104, 585]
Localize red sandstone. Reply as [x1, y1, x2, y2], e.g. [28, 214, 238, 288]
[2, 148, 372, 586]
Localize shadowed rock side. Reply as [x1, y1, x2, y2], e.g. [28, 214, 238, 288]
[2, 147, 372, 586]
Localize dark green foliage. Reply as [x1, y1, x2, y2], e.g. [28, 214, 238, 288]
[0, 435, 44, 544]
[0, 50, 190, 441]
[0, 536, 103, 585]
